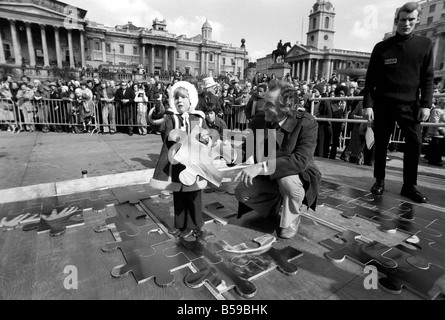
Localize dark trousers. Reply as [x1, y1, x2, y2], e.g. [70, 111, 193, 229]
[374, 101, 422, 186]
[173, 190, 203, 230]
[120, 104, 134, 133]
[315, 123, 332, 158]
[329, 122, 343, 159]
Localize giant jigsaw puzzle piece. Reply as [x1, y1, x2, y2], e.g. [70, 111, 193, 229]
[319, 230, 397, 268]
[185, 256, 258, 299]
[397, 234, 445, 269]
[111, 241, 191, 286]
[102, 227, 170, 256]
[170, 127, 239, 187]
[94, 203, 153, 237]
[22, 206, 84, 237]
[368, 247, 445, 300]
[109, 184, 153, 205]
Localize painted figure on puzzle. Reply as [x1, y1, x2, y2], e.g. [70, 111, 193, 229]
[234, 80, 322, 239]
[149, 81, 209, 238]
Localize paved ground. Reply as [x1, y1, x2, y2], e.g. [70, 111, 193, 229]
[0, 130, 444, 207]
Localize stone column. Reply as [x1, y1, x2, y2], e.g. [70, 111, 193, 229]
[216, 53, 220, 76]
[80, 30, 86, 68]
[25, 22, 36, 67]
[330, 60, 335, 78]
[301, 60, 306, 82]
[101, 38, 106, 62]
[307, 59, 312, 82]
[67, 28, 74, 68]
[141, 44, 146, 64]
[163, 46, 168, 71]
[296, 61, 300, 80]
[314, 59, 319, 81]
[150, 45, 155, 74]
[40, 24, 49, 67]
[0, 25, 5, 64]
[9, 19, 22, 65]
[200, 50, 205, 75]
[171, 47, 176, 72]
[54, 26, 62, 67]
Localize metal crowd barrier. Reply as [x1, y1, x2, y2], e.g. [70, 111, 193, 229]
[309, 95, 445, 151]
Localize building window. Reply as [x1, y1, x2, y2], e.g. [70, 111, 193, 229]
[325, 17, 329, 29]
[176, 51, 179, 59]
[441, 13, 445, 19]
[133, 46, 138, 55]
[119, 45, 124, 54]
[186, 52, 189, 60]
[231, 58, 234, 65]
[4, 44, 11, 60]
[195, 53, 199, 60]
[95, 42, 100, 51]
[155, 49, 160, 57]
[427, 16, 433, 25]
[313, 18, 317, 30]
[210, 54, 213, 62]
[311, 35, 315, 42]
[430, 4, 436, 12]
[185, 67, 190, 75]
[223, 58, 226, 65]
[106, 44, 111, 53]
[324, 35, 329, 40]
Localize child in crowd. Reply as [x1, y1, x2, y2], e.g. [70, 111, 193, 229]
[148, 81, 208, 238]
[134, 86, 150, 135]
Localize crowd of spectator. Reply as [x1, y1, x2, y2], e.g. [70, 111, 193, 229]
[1, 71, 444, 166]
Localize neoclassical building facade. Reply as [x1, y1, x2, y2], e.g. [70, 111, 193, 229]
[0, 0, 248, 79]
[257, 0, 371, 82]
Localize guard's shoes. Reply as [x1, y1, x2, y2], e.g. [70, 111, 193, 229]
[178, 228, 194, 238]
[401, 185, 427, 203]
[371, 179, 385, 195]
[277, 217, 300, 239]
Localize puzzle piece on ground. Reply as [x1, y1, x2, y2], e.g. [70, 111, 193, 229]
[185, 256, 258, 299]
[22, 206, 84, 237]
[203, 202, 237, 225]
[368, 247, 445, 300]
[317, 190, 358, 210]
[393, 203, 445, 225]
[94, 203, 154, 237]
[102, 227, 170, 256]
[228, 246, 303, 278]
[140, 198, 177, 235]
[397, 235, 445, 269]
[0, 199, 43, 217]
[221, 234, 277, 254]
[110, 185, 153, 205]
[341, 199, 396, 222]
[164, 237, 222, 264]
[319, 230, 397, 268]
[111, 240, 191, 286]
[378, 216, 442, 239]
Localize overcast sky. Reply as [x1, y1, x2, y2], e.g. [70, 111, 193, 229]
[66, 0, 401, 61]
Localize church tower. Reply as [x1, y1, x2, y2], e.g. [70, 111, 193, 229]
[306, 0, 335, 50]
[202, 19, 212, 40]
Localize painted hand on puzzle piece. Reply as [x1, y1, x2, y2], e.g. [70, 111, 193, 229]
[169, 127, 238, 187]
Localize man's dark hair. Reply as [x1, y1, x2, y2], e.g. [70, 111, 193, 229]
[395, 2, 422, 22]
[203, 102, 221, 114]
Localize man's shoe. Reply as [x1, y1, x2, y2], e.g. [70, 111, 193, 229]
[168, 228, 181, 236]
[128, 132, 133, 136]
[278, 217, 300, 239]
[371, 179, 384, 195]
[178, 228, 194, 238]
[401, 185, 427, 203]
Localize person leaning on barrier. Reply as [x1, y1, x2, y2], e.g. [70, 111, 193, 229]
[363, 2, 434, 203]
[97, 80, 117, 135]
[134, 86, 150, 136]
[235, 80, 322, 240]
[311, 83, 333, 159]
[115, 81, 136, 136]
[424, 97, 445, 166]
[16, 83, 36, 132]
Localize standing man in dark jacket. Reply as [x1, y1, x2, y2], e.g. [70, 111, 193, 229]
[234, 81, 321, 239]
[115, 81, 136, 136]
[363, 2, 434, 203]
